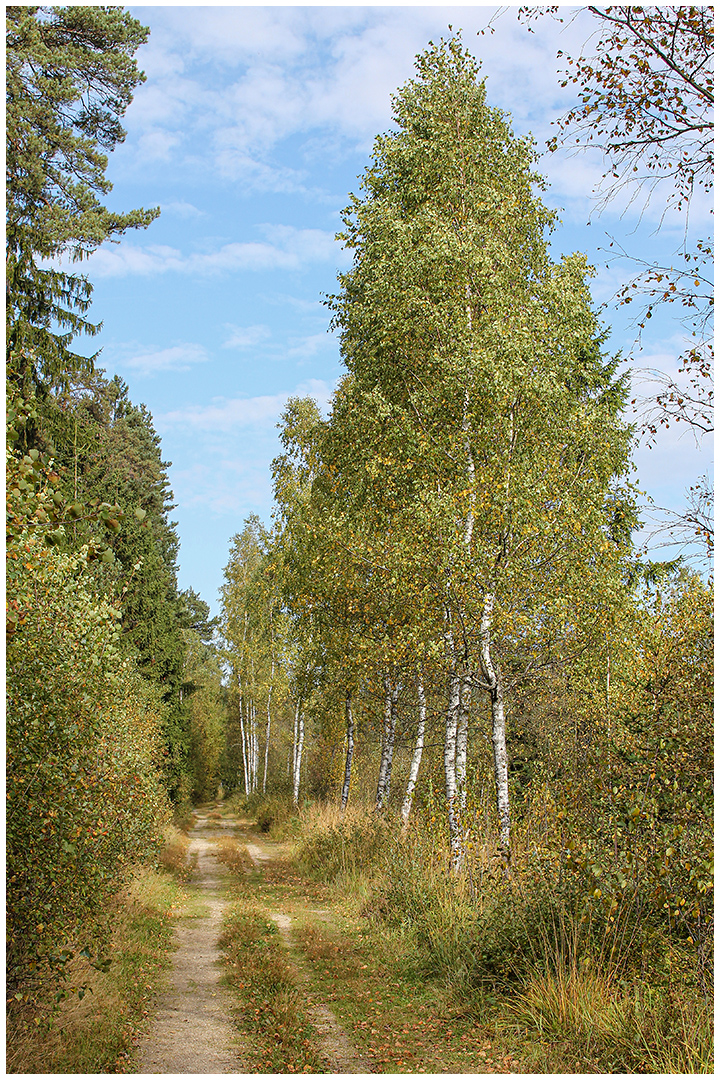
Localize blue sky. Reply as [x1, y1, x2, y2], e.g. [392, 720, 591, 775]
[77, 4, 712, 615]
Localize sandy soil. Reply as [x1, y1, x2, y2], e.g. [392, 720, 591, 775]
[133, 812, 246, 1075]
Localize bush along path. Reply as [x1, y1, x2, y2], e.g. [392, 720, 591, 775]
[132, 809, 248, 1074]
[213, 808, 521, 1075]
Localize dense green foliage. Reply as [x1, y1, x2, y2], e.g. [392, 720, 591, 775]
[6, 6, 223, 1017]
[6, 531, 171, 995]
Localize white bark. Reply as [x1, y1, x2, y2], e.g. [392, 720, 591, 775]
[292, 701, 304, 807]
[263, 655, 274, 795]
[479, 593, 511, 866]
[401, 677, 427, 828]
[239, 693, 249, 796]
[445, 664, 464, 872]
[341, 692, 354, 812]
[443, 612, 465, 872]
[456, 674, 471, 811]
[248, 701, 258, 793]
[375, 674, 398, 811]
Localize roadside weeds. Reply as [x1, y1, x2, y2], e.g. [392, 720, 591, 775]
[6, 850, 193, 1075]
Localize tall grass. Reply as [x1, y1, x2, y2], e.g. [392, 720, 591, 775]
[294, 798, 713, 1073]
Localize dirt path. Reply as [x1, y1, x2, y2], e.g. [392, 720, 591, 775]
[133, 811, 246, 1074]
[267, 903, 373, 1073]
[134, 808, 500, 1074]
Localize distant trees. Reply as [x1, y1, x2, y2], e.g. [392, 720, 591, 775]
[220, 517, 296, 800]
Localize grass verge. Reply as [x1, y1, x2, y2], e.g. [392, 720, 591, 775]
[6, 828, 193, 1074]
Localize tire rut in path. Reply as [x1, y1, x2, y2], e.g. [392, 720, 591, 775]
[247, 844, 373, 1075]
[133, 812, 246, 1075]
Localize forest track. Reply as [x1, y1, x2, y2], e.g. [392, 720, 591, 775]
[132, 809, 247, 1074]
[134, 808, 501, 1074]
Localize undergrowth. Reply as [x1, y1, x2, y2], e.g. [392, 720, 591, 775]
[296, 801, 714, 1074]
[6, 848, 189, 1074]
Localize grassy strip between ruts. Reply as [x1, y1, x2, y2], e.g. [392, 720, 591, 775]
[218, 900, 325, 1073]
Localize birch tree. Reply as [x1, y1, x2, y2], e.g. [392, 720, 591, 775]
[327, 34, 634, 868]
[220, 516, 285, 797]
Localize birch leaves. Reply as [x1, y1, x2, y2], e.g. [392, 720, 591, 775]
[275, 35, 633, 862]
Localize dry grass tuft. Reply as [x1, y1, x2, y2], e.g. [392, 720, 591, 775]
[157, 824, 192, 880]
[216, 837, 254, 878]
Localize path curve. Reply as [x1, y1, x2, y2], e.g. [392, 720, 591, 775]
[133, 812, 246, 1074]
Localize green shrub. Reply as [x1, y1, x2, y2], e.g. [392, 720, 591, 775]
[7, 535, 171, 998]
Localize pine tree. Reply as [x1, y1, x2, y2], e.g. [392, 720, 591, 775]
[6, 5, 159, 391]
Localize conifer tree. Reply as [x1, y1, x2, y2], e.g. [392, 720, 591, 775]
[6, 5, 159, 391]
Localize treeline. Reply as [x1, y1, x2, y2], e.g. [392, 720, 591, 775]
[216, 36, 713, 1023]
[6, 6, 224, 1001]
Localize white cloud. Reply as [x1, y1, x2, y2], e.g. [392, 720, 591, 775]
[170, 460, 274, 516]
[83, 226, 347, 279]
[157, 378, 334, 432]
[136, 129, 181, 162]
[223, 324, 272, 350]
[122, 342, 210, 376]
[160, 200, 204, 219]
[287, 332, 335, 359]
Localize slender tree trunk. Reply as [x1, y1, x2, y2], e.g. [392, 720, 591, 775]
[239, 691, 250, 796]
[401, 677, 426, 829]
[445, 662, 464, 872]
[456, 674, 471, 811]
[263, 658, 273, 795]
[375, 673, 398, 811]
[341, 692, 354, 812]
[254, 703, 258, 792]
[292, 701, 304, 807]
[479, 594, 511, 867]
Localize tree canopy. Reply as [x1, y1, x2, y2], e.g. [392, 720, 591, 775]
[6, 5, 159, 390]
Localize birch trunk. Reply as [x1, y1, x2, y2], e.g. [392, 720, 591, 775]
[340, 692, 354, 812]
[375, 674, 398, 811]
[239, 695, 250, 796]
[479, 594, 511, 867]
[445, 664, 464, 872]
[292, 702, 304, 807]
[263, 657, 274, 795]
[401, 677, 426, 829]
[456, 674, 471, 811]
[249, 701, 257, 793]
